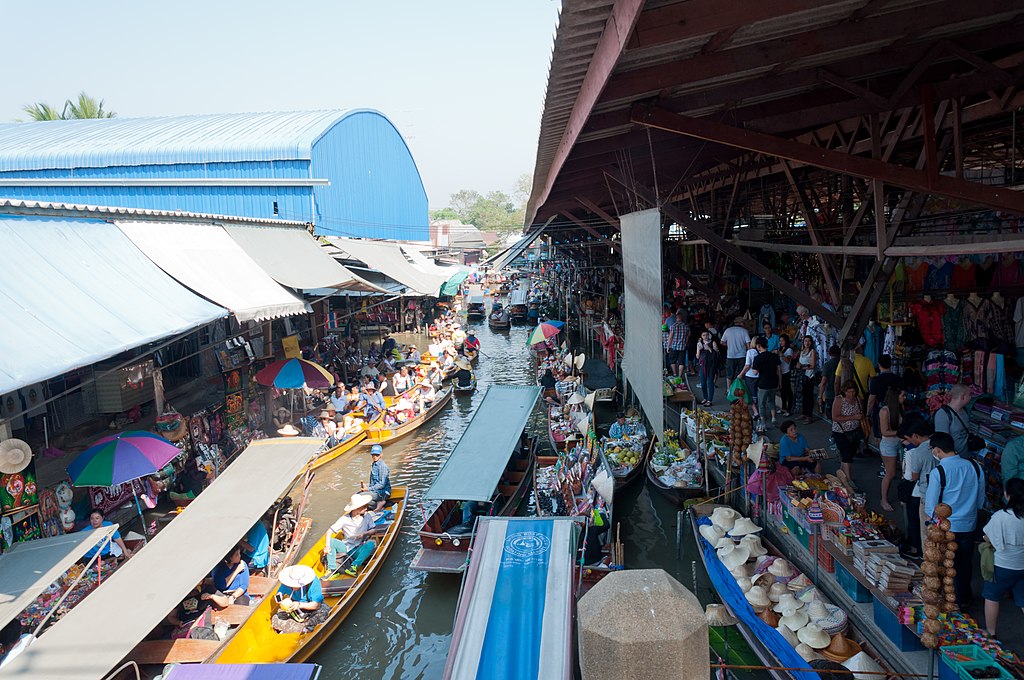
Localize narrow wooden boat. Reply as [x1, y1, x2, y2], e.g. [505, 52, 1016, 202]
[466, 296, 486, 319]
[212, 488, 408, 664]
[303, 425, 371, 472]
[487, 309, 511, 330]
[412, 385, 542, 573]
[362, 386, 453, 445]
[463, 347, 479, 363]
[689, 503, 894, 680]
[606, 435, 655, 489]
[644, 462, 705, 505]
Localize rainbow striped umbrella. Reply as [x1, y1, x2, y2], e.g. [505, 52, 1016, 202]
[67, 431, 182, 487]
[527, 320, 565, 346]
[255, 358, 335, 389]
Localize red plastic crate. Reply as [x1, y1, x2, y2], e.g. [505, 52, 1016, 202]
[817, 537, 835, 573]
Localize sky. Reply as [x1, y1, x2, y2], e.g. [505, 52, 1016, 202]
[0, 1, 561, 209]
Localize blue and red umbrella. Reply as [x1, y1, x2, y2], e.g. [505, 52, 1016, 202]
[255, 358, 334, 389]
[67, 431, 182, 487]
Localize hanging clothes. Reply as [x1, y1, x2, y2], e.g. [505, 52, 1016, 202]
[925, 258, 954, 290]
[906, 259, 929, 291]
[976, 258, 996, 287]
[758, 304, 776, 331]
[942, 299, 967, 353]
[951, 259, 976, 289]
[862, 324, 883, 366]
[909, 299, 945, 347]
[883, 325, 897, 359]
[979, 298, 1014, 350]
[962, 297, 986, 342]
[995, 256, 1022, 288]
[1014, 297, 1024, 349]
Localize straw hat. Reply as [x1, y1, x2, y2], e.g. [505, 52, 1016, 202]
[754, 555, 774, 572]
[779, 609, 810, 632]
[758, 608, 780, 627]
[279, 564, 316, 589]
[162, 419, 188, 443]
[276, 424, 300, 437]
[567, 392, 585, 405]
[705, 604, 738, 627]
[794, 586, 821, 604]
[735, 577, 752, 593]
[319, 410, 332, 419]
[343, 492, 373, 513]
[710, 507, 739, 531]
[797, 624, 831, 649]
[842, 652, 885, 680]
[767, 582, 790, 603]
[456, 359, 472, 371]
[738, 534, 767, 558]
[820, 634, 862, 663]
[700, 524, 725, 545]
[0, 439, 32, 475]
[768, 559, 795, 578]
[773, 593, 804, 615]
[717, 544, 751, 571]
[730, 564, 753, 580]
[713, 536, 734, 550]
[787, 573, 813, 591]
[728, 517, 763, 537]
[796, 643, 823, 662]
[360, 366, 379, 377]
[744, 585, 771, 611]
[751, 572, 776, 589]
[779, 624, 800, 647]
[808, 601, 848, 635]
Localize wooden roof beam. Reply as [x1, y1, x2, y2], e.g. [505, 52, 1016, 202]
[633, 104, 1024, 215]
[560, 210, 622, 253]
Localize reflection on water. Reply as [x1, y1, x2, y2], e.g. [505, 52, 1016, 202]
[307, 318, 711, 678]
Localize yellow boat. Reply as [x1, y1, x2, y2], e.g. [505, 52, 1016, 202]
[364, 386, 453, 445]
[212, 487, 408, 664]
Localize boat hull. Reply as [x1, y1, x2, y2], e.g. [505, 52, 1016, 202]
[644, 463, 704, 506]
[362, 387, 453, 445]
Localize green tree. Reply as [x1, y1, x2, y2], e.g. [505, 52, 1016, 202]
[429, 207, 459, 221]
[436, 178, 533, 235]
[21, 92, 116, 121]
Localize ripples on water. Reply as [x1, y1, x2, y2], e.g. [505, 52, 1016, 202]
[306, 318, 701, 678]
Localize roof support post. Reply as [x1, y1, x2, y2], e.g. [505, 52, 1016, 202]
[605, 170, 841, 327]
[631, 104, 1024, 215]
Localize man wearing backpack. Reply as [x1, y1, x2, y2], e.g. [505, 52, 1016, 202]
[934, 384, 972, 458]
[925, 432, 986, 606]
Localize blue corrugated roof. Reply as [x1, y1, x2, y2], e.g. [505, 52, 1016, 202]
[0, 110, 373, 171]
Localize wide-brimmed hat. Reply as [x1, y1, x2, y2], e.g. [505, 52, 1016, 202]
[277, 424, 300, 437]
[807, 600, 848, 635]
[705, 604, 738, 627]
[796, 643, 823, 662]
[279, 564, 316, 589]
[567, 392, 585, 405]
[735, 576, 753, 594]
[787, 573, 813, 591]
[343, 492, 373, 513]
[794, 585, 821, 603]
[779, 624, 800, 647]
[161, 419, 188, 443]
[821, 634, 862, 663]
[456, 359, 472, 371]
[700, 524, 725, 545]
[728, 517, 763, 537]
[717, 543, 751, 570]
[319, 410, 332, 419]
[0, 439, 32, 475]
[364, 383, 377, 391]
[780, 609, 810, 632]
[773, 593, 804, 615]
[744, 585, 771, 610]
[768, 559, 795, 578]
[738, 534, 767, 558]
[797, 623, 831, 649]
[842, 652, 885, 680]
[730, 564, 752, 580]
[758, 607, 780, 627]
[713, 536, 734, 550]
[751, 572, 776, 589]
[360, 366, 379, 377]
[275, 407, 290, 417]
[710, 507, 739, 531]
[767, 582, 790, 603]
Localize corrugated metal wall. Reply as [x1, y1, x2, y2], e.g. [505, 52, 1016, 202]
[311, 111, 429, 241]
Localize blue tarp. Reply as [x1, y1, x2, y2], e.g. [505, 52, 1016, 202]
[696, 516, 819, 680]
[165, 664, 320, 680]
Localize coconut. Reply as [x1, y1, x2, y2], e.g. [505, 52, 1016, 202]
[923, 604, 940, 619]
[924, 576, 941, 591]
[941, 602, 958, 613]
[938, 518, 951, 530]
[935, 504, 953, 519]
[922, 591, 940, 604]
[921, 633, 938, 649]
[945, 531, 956, 542]
[924, 548, 940, 562]
[927, 527, 944, 542]
[923, 619, 942, 634]
[947, 541, 958, 552]
[944, 559, 955, 568]
[945, 592, 957, 603]
[943, 576, 955, 586]
[922, 562, 938, 576]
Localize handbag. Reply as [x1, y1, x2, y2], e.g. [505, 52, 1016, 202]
[944, 406, 986, 453]
[896, 478, 915, 504]
[859, 416, 872, 440]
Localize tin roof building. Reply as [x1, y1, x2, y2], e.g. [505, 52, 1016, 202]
[0, 109, 428, 240]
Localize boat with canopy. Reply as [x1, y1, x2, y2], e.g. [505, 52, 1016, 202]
[412, 385, 541, 574]
[443, 517, 579, 680]
[0, 437, 323, 680]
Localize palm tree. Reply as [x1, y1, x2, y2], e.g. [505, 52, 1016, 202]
[20, 92, 116, 121]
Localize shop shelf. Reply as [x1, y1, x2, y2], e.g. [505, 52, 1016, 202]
[836, 563, 873, 603]
[873, 599, 924, 652]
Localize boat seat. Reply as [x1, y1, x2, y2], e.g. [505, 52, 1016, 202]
[131, 639, 222, 664]
[213, 603, 255, 625]
[504, 471, 525, 483]
[497, 484, 518, 498]
[320, 576, 355, 597]
[512, 459, 530, 471]
[249, 576, 276, 597]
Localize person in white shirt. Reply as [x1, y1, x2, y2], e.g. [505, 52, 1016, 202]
[899, 415, 934, 557]
[983, 478, 1024, 636]
[720, 318, 752, 381]
[323, 493, 378, 577]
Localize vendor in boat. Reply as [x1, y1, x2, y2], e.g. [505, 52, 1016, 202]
[357, 384, 386, 421]
[608, 413, 639, 439]
[405, 345, 422, 364]
[461, 500, 489, 527]
[324, 492, 378, 576]
[343, 385, 362, 414]
[329, 385, 347, 413]
[80, 509, 132, 562]
[241, 519, 270, 574]
[272, 406, 291, 431]
[452, 326, 466, 347]
[318, 409, 339, 443]
[778, 420, 820, 474]
[464, 332, 480, 352]
[455, 359, 473, 388]
[273, 565, 329, 634]
[428, 361, 445, 386]
[204, 545, 250, 607]
[539, 368, 557, 390]
[392, 366, 413, 393]
[390, 394, 416, 421]
[416, 379, 436, 407]
[360, 445, 391, 512]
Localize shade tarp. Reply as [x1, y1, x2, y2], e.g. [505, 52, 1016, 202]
[0, 217, 227, 395]
[424, 385, 540, 502]
[116, 220, 311, 323]
[0, 525, 119, 632]
[327, 237, 450, 296]
[490, 227, 546, 271]
[165, 664, 321, 680]
[2, 438, 322, 680]
[444, 518, 577, 680]
[222, 224, 384, 292]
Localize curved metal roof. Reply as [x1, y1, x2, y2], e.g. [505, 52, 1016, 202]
[0, 109, 384, 171]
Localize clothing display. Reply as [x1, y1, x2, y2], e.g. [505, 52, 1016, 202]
[910, 299, 945, 347]
[943, 300, 967, 352]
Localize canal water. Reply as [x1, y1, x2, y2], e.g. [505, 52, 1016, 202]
[299, 319, 718, 679]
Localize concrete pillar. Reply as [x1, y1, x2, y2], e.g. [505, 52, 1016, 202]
[578, 569, 708, 680]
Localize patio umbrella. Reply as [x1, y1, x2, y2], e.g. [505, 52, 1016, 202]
[256, 358, 334, 389]
[527, 320, 566, 346]
[66, 431, 183, 544]
[440, 270, 470, 296]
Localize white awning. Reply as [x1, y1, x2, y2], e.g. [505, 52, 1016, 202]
[0, 217, 227, 395]
[0, 525, 119, 632]
[1, 437, 323, 680]
[327, 237, 451, 296]
[400, 244, 468, 278]
[222, 224, 386, 293]
[116, 221, 311, 323]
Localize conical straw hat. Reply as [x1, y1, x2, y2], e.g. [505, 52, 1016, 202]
[796, 643, 823, 662]
[767, 582, 790, 603]
[700, 525, 725, 545]
[0, 439, 32, 474]
[705, 604, 739, 627]
[842, 652, 885, 680]
[739, 534, 767, 558]
[717, 543, 751, 570]
[820, 633, 862, 663]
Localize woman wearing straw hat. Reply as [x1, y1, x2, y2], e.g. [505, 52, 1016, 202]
[272, 565, 329, 633]
[323, 493, 378, 577]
